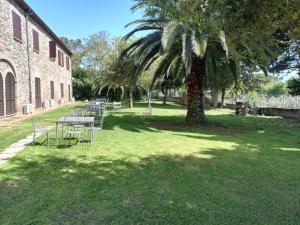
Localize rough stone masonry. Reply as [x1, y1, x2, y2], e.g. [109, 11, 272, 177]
[0, 0, 73, 117]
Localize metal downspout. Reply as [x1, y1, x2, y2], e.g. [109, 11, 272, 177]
[25, 10, 33, 104]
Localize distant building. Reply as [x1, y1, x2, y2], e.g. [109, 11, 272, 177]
[0, 0, 73, 117]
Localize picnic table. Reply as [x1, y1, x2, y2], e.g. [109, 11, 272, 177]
[56, 116, 95, 146]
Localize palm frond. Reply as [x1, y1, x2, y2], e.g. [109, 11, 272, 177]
[218, 31, 229, 56]
[191, 33, 208, 58]
[182, 33, 193, 74]
[123, 24, 162, 40]
[131, 0, 160, 12]
[161, 21, 182, 51]
[125, 19, 163, 28]
[150, 50, 179, 88]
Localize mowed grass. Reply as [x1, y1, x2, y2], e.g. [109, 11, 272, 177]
[0, 103, 82, 152]
[0, 102, 300, 225]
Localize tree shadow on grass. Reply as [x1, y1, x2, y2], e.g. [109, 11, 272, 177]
[44, 103, 300, 156]
[1, 104, 300, 224]
[131, 102, 186, 110]
[103, 114, 166, 133]
[0, 148, 299, 225]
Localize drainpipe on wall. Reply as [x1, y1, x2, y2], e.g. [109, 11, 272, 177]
[25, 10, 33, 104]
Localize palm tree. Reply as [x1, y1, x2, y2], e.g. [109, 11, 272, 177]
[155, 62, 184, 105]
[93, 62, 148, 108]
[92, 38, 138, 108]
[121, 0, 277, 123]
[120, 0, 239, 123]
[92, 71, 126, 101]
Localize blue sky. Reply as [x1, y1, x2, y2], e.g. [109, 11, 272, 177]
[25, 0, 143, 39]
[25, 0, 297, 79]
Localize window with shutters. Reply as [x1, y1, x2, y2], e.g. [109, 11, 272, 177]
[60, 83, 64, 98]
[66, 57, 70, 70]
[57, 50, 65, 67]
[49, 41, 56, 60]
[58, 50, 61, 65]
[50, 81, 55, 99]
[61, 52, 64, 67]
[12, 11, 22, 42]
[32, 29, 39, 53]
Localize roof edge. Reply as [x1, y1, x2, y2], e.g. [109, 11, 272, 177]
[14, 0, 73, 56]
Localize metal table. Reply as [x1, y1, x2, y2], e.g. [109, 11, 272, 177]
[56, 116, 95, 146]
[86, 105, 104, 113]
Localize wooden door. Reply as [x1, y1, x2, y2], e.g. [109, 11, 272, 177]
[0, 74, 4, 116]
[35, 77, 41, 109]
[5, 73, 16, 115]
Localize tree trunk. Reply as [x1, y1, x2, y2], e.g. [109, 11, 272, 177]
[221, 88, 226, 108]
[128, 86, 133, 108]
[163, 88, 168, 105]
[211, 88, 219, 108]
[186, 56, 206, 124]
[147, 89, 151, 108]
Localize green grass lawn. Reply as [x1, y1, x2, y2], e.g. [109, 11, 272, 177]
[0, 102, 300, 225]
[0, 103, 81, 152]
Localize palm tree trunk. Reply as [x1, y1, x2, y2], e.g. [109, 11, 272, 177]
[147, 89, 151, 108]
[128, 86, 133, 108]
[186, 57, 206, 124]
[221, 88, 226, 108]
[211, 88, 219, 108]
[163, 88, 168, 105]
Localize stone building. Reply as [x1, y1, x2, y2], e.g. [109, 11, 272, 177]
[0, 0, 73, 117]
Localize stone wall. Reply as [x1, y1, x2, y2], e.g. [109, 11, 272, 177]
[225, 103, 236, 110]
[0, 0, 29, 113]
[258, 108, 300, 120]
[0, 0, 72, 116]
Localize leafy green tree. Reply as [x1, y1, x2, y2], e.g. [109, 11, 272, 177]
[287, 76, 300, 96]
[92, 38, 141, 108]
[264, 81, 288, 97]
[83, 31, 112, 71]
[138, 73, 154, 107]
[72, 68, 97, 100]
[60, 37, 84, 70]
[237, 72, 269, 95]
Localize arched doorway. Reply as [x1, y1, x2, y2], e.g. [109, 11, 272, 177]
[5, 73, 16, 115]
[0, 73, 4, 116]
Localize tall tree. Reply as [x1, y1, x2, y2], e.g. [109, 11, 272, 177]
[287, 76, 300, 96]
[60, 37, 84, 70]
[83, 31, 111, 71]
[121, 0, 295, 123]
[92, 38, 146, 108]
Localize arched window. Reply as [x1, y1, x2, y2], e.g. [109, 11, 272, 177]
[5, 73, 16, 115]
